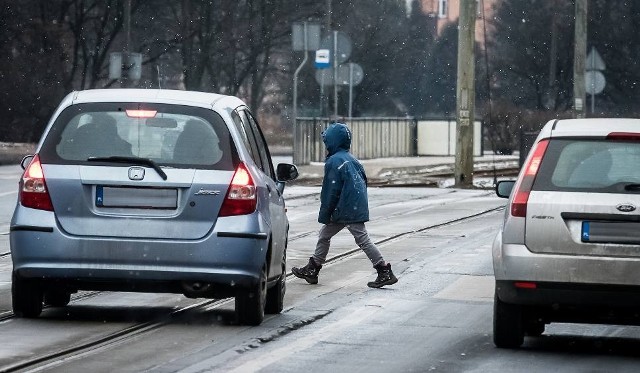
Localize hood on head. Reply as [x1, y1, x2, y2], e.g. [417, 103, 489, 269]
[322, 122, 351, 156]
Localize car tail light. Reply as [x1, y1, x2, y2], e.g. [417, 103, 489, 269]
[219, 163, 257, 217]
[514, 281, 537, 289]
[606, 132, 640, 141]
[19, 154, 54, 211]
[125, 109, 157, 118]
[511, 139, 549, 217]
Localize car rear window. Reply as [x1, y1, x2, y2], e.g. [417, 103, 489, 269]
[533, 138, 640, 193]
[39, 103, 237, 170]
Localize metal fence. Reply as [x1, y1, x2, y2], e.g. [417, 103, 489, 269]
[293, 117, 417, 165]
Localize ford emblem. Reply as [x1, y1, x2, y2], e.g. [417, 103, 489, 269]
[616, 203, 636, 213]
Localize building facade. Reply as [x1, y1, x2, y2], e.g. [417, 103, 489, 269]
[420, 0, 497, 43]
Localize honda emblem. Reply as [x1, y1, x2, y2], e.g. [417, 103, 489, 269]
[128, 167, 145, 181]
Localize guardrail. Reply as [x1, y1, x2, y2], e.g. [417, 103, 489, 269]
[293, 117, 417, 165]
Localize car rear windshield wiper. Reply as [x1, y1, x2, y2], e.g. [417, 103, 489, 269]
[623, 183, 640, 191]
[88, 156, 168, 180]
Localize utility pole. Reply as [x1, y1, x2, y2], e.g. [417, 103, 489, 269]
[573, 0, 587, 118]
[123, 0, 132, 88]
[454, 0, 476, 188]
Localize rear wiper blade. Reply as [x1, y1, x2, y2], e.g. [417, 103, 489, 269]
[88, 156, 168, 180]
[623, 183, 640, 191]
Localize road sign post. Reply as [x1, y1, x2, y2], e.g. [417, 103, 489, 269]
[585, 47, 606, 113]
[292, 24, 320, 116]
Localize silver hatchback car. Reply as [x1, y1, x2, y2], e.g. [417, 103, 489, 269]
[494, 118, 640, 347]
[10, 89, 298, 325]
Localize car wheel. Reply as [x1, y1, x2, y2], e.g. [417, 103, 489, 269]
[493, 292, 524, 348]
[265, 252, 286, 314]
[236, 264, 267, 325]
[12, 272, 43, 318]
[44, 290, 71, 307]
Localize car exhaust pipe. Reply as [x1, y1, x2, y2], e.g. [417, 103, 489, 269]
[182, 281, 212, 298]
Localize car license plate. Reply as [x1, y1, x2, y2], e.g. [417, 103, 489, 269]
[96, 186, 178, 209]
[582, 221, 640, 244]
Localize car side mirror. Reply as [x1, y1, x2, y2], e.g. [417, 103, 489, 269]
[496, 180, 515, 198]
[20, 155, 35, 170]
[276, 163, 299, 182]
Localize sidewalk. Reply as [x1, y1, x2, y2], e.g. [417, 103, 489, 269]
[291, 153, 520, 188]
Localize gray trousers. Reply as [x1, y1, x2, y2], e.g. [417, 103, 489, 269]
[313, 222, 384, 267]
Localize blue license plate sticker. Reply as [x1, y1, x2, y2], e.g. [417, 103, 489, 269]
[581, 221, 590, 242]
[95, 185, 104, 207]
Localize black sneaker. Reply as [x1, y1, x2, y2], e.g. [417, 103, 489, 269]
[292, 257, 322, 284]
[367, 263, 398, 288]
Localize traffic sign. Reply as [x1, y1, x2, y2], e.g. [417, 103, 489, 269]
[319, 32, 352, 65]
[315, 49, 330, 69]
[337, 63, 364, 86]
[292, 22, 321, 51]
[315, 69, 332, 86]
[585, 70, 605, 95]
[586, 47, 605, 71]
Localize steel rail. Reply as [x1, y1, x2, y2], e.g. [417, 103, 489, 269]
[0, 205, 504, 372]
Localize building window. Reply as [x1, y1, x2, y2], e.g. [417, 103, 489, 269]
[438, 0, 448, 18]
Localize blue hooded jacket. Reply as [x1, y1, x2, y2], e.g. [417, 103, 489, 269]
[318, 123, 370, 224]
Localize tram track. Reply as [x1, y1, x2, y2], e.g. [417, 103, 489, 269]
[288, 189, 493, 242]
[0, 205, 504, 373]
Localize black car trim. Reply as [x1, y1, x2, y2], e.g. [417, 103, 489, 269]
[10, 225, 54, 233]
[561, 212, 640, 222]
[495, 279, 640, 308]
[217, 232, 268, 239]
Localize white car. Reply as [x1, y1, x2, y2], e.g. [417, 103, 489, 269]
[493, 118, 640, 347]
[11, 89, 298, 325]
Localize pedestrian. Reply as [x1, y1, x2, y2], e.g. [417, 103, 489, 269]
[292, 122, 398, 288]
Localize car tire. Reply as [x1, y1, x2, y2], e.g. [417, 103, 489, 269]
[493, 292, 524, 348]
[236, 264, 267, 325]
[44, 290, 71, 307]
[12, 272, 43, 318]
[265, 253, 286, 314]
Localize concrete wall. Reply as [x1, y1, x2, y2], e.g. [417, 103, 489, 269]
[416, 120, 482, 156]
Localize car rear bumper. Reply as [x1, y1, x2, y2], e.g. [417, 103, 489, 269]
[10, 225, 269, 291]
[493, 242, 640, 286]
[494, 240, 640, 307]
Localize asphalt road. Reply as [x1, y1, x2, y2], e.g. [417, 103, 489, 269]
[0, 164, 639, 372]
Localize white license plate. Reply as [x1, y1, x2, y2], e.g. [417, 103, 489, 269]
[96, 186, 178, 209]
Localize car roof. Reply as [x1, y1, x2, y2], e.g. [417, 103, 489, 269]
[542, 118, 640, 138]
[64, 89, 246, 112]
